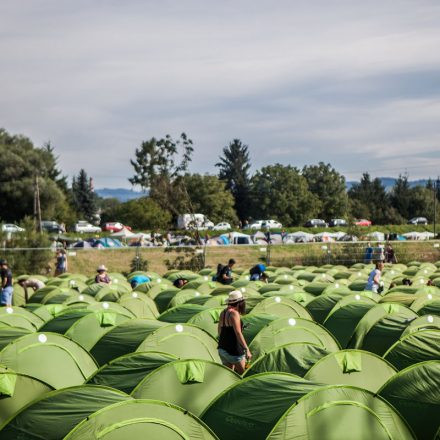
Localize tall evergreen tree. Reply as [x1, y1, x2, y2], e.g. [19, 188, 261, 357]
[389, 174, 412, 220]
[216, 139, 251, 222]
[72, 169, 97, 221]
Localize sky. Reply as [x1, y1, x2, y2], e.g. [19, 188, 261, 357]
[1, 0, 440, 188]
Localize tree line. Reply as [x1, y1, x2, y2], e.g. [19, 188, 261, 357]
[0, 128, 439, 230]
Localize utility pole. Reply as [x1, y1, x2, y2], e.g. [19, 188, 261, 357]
[435, 177, 439, 239]
[34, 175, 42, 233]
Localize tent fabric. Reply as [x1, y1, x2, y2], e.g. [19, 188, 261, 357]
[0, 307, 44, 330]
[0, 332, 97, 389]
[0, 385, 131, 440]
[266, 385, 415, 440]
[304, 350, 396, 393]
[132, 360, 240, 416]
[118, 293, 159, 319]
[378, 360, 440, 440]
[201, 373, 322, 440]
[39, 309, 93, 334]
[250, 297, 312, 320]
[402, 314, 440, 336]
[64, 399, 217, 440]
[0, 372, 54, 428]
[0, 370, 16, 396]
[158, 304, 208, 323]
[0, 327, 34, 350]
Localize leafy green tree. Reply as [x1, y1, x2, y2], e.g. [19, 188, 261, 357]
[72, 169, 98, 221]
[250, 164, 320, 226]
[407, 186, 438, 221]
[302, 162, 348, 219]
[216, 139, 251, 223]
[180, 174, 238, 225]
[389, 174, 412, 220]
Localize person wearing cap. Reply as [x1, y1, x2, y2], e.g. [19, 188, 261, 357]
[217, 290, 251, 374]
[95, 265, 111, 284]
[0, 260, 13, 307]
[18, 278, 45, 302]
[249, 263, 267, 282]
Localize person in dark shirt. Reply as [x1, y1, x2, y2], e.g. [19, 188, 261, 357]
[0, 260, 13, 307]
[249, 263, 267, 281]
[95, 265, 111, 284]
[173, 278, 189, 288]
[218, 259, 235, 285]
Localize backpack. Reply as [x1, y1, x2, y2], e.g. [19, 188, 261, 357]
[212, 264, 224, 282]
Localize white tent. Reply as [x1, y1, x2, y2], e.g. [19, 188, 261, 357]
[285, 231, 315, 243]
[111, 228, 135, 238]
[367, 231, 385, 241]
[403, 231, 434, 240]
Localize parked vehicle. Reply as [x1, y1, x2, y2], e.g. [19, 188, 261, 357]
[177, 214, 214, 230]
[41, 220, 64, 233]
[74, 221, 102, 233]
[263, 219, 283, 229]
[102, 222, 132, 232]
[305, 219, 328, 228]
[407, 217, 428, 225]
[244, 220, 264, 230]
[212, 222, 232, 231]
[1, 224, 25, 233]
[329, 218, 347, 227]
[355, 219, 372, 227]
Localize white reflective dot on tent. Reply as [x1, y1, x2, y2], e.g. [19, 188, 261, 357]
[358, 272, 361, 276]
[424, 270, 428, 274]
[78, 295, 84, 301]
[428, 294, 433, 300]
[195, 291, 200, 297]
[175, 324, 183, 332]
[284, 275, 288, 279]
[132, 292, 138, 298]
[241, 287, 246, 293]
[391, 270, 395, 274]
[246, 276, 250, 281]
[38, 334, 47, 343]
[102, 302, 110, 309]
[274, 296, 281, 303]
[114, 279, 118, 284]
[427, 315, 434, 323]
[335, 283, 339, 288]
[355, 294, 361, 300]
[204, 276, 208, 281]
[157, 278, 161, 283]
[288, 318, 296, 326]
[420, 279, 424, 283]
[289, 285, 293, 290]
[5, 307, 13, 314]
[70, 280, 76, 286]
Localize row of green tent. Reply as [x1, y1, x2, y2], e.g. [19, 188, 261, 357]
[1, 261, 439, 439]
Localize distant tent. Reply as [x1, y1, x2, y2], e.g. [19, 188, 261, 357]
[250, 297, 312, 320]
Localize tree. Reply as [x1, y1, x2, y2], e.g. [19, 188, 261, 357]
[180, 174, 238, 225]
[390, 174, 412, 220]
[216, 139, 251, 223]
[129, 133, 194, 214]
[250, 164, 320, 226]
[302, 162, 348, 219]
[72, 169, 98, 221]
[407, 186, 439, 221]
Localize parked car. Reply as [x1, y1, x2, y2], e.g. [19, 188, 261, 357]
[74, 221, 102, 233]
[102, 222, 132, 232]
[407, 217, 428, 225]
[1, 224, 25, 233]
[329, 218, 347, 227]
[305, 219, 328, 228]
[244, 220, 263, 230]
[263, 219, 283, 229]
[355, 219, 372, 226]
[212, 222, 232, 231]
[41, 220, 64, 233]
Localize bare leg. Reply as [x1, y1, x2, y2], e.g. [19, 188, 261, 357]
[233, 359, 246, 375]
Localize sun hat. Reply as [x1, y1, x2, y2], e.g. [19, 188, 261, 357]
[97, 264, 108, 272]
[227, 290, 244, 304]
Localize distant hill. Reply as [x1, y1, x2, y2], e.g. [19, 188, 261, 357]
[96, 188, 147, 202]
[346, 178, 429, 191]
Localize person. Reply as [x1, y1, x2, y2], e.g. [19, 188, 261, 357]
[365, 261, 384, 294]
[173, 278, 189, 288]
[55, 249, 67, 276]
[385, 244, 397, 264]
[281, 229, 288, 243]
[217, 290, 251, 374]
[18, 278, 45, 302]
[249, 263, 267, 281]
[95, 265, 111, 284]
[402, 278, 412, 286]
[130, 274, 150, 289]
[217, 259, 235, 285]
[427, 279, 434, 286]
[0, 260, 13, 307]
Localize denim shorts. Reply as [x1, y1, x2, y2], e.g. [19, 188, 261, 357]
[1, 286, 13, 305]
[218, 348, 246, 365]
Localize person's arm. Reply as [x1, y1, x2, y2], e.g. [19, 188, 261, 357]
[230, 310, 252, 359]
[373, 270, 381, 285]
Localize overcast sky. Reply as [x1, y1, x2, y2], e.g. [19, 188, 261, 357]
[1, 0, 440, 188]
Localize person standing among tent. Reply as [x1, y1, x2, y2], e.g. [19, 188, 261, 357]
[18, 278, 45, 302]
[0, 260, 13, 307]
[218, 290, 251, 374]
[55, 249, 67, 276]
[365, 261, 384, 294]
[217, 259, 235, 285]
[95, 265, 111, 284]
[385, 244, 397, 264]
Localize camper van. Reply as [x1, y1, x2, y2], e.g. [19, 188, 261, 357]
[177, 214, 214, 230]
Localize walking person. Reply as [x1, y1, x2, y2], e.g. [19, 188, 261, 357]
[217, 290, 251, 374]
[0, 260, 13, 307]
[54, 249, 67, 276]
[365, 261, 384, 294]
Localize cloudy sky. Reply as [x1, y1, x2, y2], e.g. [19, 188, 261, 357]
[1, 0, 440, 188]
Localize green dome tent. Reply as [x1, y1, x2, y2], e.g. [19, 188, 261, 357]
[304, 349, 396, 392]
[39, 308, 94, 334]
[153, 288, 181, 313]
[266, 385, 415, 440]
[242, 313, 279, 343]
[158, 304, 208, 323]
[323, 295, 378, 348]
[131, 359, 240, 416]
[168, 289, 207, 308]
[117, 292, 159, 319]
[142, 282, 174, 298]
[249, 317, 340, 360]
[379, 360, 440, 440]
[24, 304, 66, 322]
[64, 310, 132, 351]
[87, 351, 178, 394]
[187, 307, 223, 339]
[401, 314, 440, 335]
[201, 372, 322, 440]
[347, 303, 418, 355]
[0, 307, 44, 330]
[250, 297, 312, 320]
[87, 301, 135, 318]
[0, 385, 131, 440]
[0, 327, 34, 350]
[90, 319, 166, 366]
[383, 329, 440, 370]
[95, 284, 131, 302]
[0, 371, 54, 428]
[136, 324, 220, 363]
[64, 399, 217, 440]
[0, 332, 97, 389]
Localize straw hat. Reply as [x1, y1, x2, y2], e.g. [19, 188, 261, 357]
[97, 265, 108, 272]
[227, 290, 244, 304]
